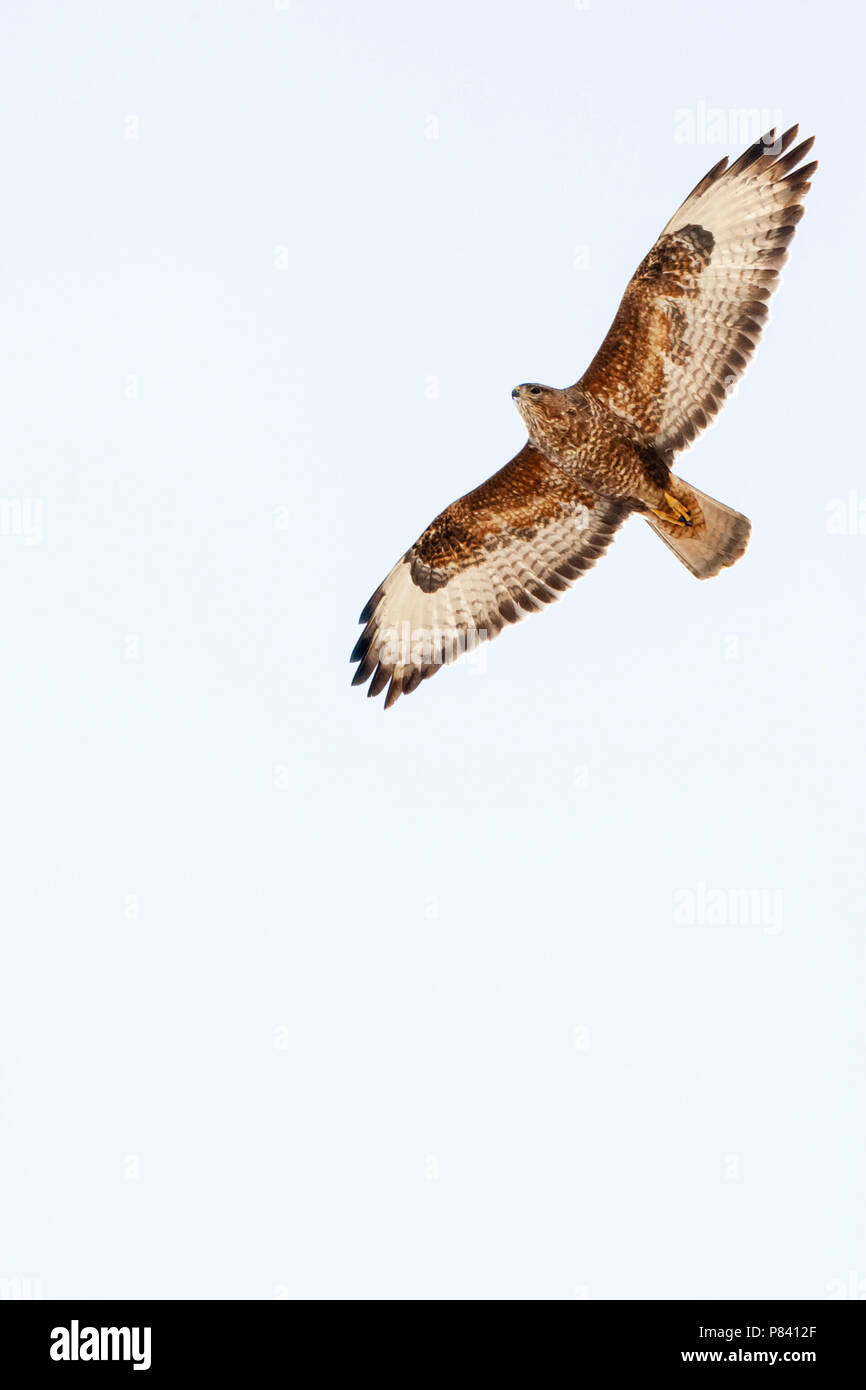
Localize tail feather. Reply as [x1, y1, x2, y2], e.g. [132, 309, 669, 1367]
[646, 479, 751, 579]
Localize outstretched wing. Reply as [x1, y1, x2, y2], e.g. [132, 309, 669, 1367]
[578, 125, 817, 454]
[351, 444, 627, 708]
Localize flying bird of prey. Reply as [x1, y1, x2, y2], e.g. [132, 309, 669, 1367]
[352, 126, 816, 707]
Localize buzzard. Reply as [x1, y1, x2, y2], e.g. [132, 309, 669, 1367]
[352, 126, 816, 708]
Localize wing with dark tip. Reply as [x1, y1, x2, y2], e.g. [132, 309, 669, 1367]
[351, 443, 628, 708]
[578, 125, 817, 454]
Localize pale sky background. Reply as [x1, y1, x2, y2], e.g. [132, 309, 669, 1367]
[1, 1, 863, 1301]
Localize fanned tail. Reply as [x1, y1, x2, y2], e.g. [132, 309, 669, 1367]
[646, 478, 751, 579]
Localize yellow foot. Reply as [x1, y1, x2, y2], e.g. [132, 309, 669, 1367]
[650, 490, 693, 527]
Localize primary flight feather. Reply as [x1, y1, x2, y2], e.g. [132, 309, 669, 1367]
[352, 126, 816, 708]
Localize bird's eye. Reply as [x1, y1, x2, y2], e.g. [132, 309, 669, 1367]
[530, 386, 542, 396]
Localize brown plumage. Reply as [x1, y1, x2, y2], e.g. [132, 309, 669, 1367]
[352, 126, 817, 707]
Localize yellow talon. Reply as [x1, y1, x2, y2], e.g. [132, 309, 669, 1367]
[651, 490, 693, 527]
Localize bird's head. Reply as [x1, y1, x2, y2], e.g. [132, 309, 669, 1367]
[511, 382, 565, 446]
